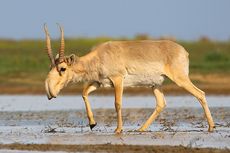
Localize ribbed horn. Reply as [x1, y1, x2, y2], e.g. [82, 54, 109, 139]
[57, 23, 65, 63]
[44, 24, 55, 67]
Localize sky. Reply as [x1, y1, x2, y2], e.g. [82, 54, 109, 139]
[0, 0, 229, 40]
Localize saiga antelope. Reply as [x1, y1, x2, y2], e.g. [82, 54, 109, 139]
[44, 24, 215, 133]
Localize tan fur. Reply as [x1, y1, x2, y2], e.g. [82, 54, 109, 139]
[45, 40, 215, 133]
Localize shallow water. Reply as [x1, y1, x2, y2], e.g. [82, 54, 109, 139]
[0, 95, 229, 150]
[0, 95, 229, 111]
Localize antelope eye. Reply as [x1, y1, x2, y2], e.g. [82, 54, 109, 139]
[60, 67, 66, 72]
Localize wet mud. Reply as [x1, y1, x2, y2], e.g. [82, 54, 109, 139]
[0, 107, 230, 152]
[0, 95, 230, 152]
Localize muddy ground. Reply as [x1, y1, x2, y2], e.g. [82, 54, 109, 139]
[0, 106, 229, 152]
[0, 144, 230, 153]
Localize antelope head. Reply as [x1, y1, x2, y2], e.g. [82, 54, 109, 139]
[44, 24, 77, 100]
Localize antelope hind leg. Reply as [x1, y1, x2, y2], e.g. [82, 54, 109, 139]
[170, 75, 215, 132]
[138, 87, 166, 132]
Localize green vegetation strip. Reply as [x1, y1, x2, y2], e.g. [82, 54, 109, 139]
[0, 38, 230, 88]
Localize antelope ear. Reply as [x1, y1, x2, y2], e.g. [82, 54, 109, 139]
[66, 54, 78, 66]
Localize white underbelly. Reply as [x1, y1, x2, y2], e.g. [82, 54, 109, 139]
[123, 74, 164, 87]
[100, 74, 164, 88]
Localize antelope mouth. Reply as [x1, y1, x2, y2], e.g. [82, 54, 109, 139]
[47, 89, 57, 100]
[47, 91, 57, 100]
[48, 95, 56, 100]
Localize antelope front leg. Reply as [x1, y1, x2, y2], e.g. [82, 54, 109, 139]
[110, 76, 124, 134]
[82, 82, 100, 130]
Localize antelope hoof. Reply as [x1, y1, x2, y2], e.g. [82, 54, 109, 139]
[89, 123, 97, 130]
[137, 128, 146, 132]
[114, 128, 123, 134]
[208, 125, 215, 132]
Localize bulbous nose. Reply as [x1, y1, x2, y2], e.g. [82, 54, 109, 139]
[45, 79, 57, 100]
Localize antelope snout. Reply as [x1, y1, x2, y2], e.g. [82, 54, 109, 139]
[45, 79, 57, 100]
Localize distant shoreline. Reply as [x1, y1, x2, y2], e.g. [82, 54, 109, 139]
[0, 84, 229, 95]
[1, 74, 229, 95]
